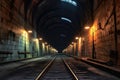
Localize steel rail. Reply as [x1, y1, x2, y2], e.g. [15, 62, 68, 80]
[35, 57, 55, 80]
[63, 58, 78, 80]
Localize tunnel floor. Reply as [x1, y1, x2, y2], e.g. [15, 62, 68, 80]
[0, 54, 119, 80]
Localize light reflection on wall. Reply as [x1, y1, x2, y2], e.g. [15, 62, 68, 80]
[42, 43, 45, 54]
[20, 30, 30, 52]
[61, 17, 72, 23]
[61, 0, 77, 6]
[33, 38, 40, 55]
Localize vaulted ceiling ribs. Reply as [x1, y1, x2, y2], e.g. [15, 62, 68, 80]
[13, 0, 92, 51]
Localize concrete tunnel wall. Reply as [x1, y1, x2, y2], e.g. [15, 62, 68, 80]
[63, 0, 120, 67]
[0, 0, 57, 62]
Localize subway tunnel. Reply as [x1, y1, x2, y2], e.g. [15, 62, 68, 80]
[0, 0, 120, 80]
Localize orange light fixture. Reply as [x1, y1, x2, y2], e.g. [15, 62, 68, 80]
[39, 38, 43, 40]
[72, 42, 74, 44]
[28, 30, 32, 33]
[33, 38, 38, 42]
[75, 37, 79, 40]
[45, 42, 47, 45]
[84, 26, 90, 30]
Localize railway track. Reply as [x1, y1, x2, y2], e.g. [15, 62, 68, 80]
[1, 55, 119, 80]
[65, 58, 120, 80]
[1, 57, 53, 80]
[35, 57, 78, 80]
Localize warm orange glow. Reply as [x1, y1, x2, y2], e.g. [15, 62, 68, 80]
[92, 26, 96, 32]
[28, 30, 32, 33]
[84, 26, 90, 30]
[90, 25, 96, 35]
[82, 37, 85, 41]
[21, 30, 27, 34]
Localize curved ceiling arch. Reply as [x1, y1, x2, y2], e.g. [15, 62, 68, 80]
[38, 24, 75, 36]
[34, 7, 78, 27]
[39, 17, 75, 31]
[44, 24, 75, 34]
[35, 11, 80, 34]
[15, 0, 92, 51]
[32, 1, 82, 25]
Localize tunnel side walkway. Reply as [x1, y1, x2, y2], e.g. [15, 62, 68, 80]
[0, 55, 52, 78]
[72, 56, 120, 78]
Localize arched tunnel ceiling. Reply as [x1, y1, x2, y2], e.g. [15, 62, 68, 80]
[15, 0, 92, 52]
